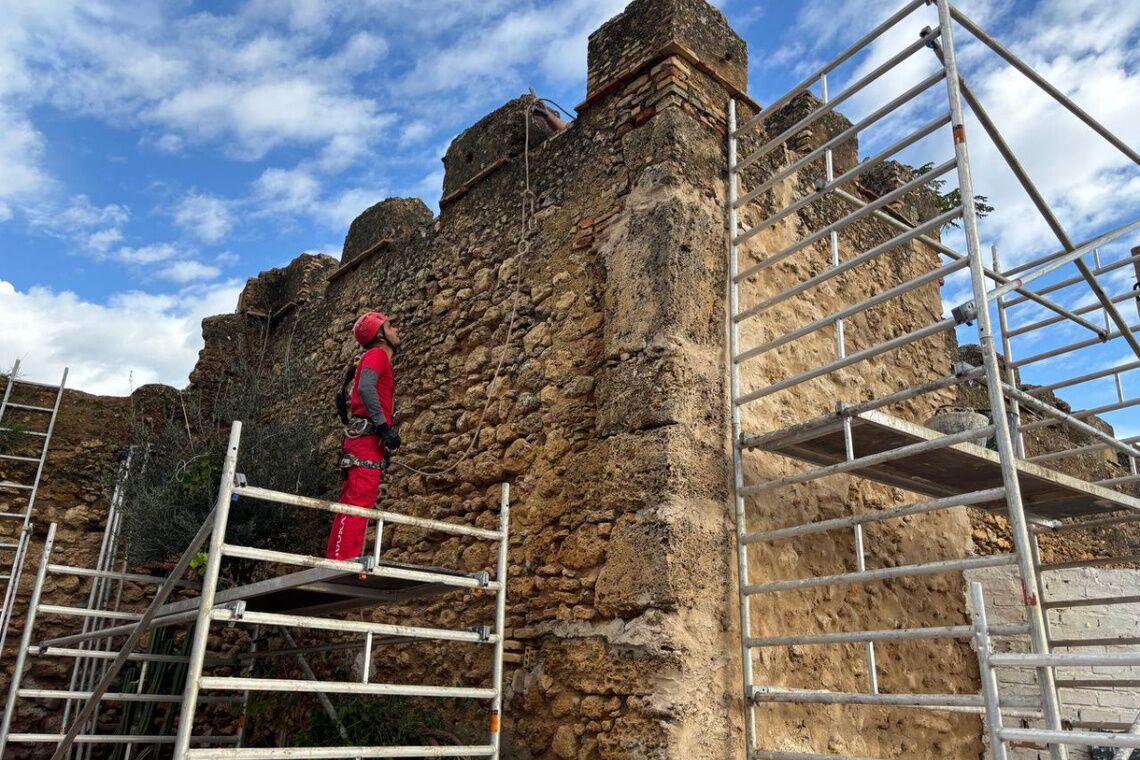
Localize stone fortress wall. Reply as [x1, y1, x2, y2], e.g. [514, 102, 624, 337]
[3, 0, 1134, 757]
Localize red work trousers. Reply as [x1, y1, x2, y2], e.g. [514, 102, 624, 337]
[326, 434, 383, 560]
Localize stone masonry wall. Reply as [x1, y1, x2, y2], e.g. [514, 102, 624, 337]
[3, 1, 1100, 758]
[160, 2, 751, 756]
[967, 565, 1140, 760]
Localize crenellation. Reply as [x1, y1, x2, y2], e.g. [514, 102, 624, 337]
[339, 196, 433, 266]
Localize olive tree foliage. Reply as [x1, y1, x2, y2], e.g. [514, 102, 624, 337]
[118, 331, 338, 575]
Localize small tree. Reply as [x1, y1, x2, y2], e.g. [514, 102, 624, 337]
[0, 367, 30, 455]
[118, 335, 336, 581]
[916, 161, 995, 228]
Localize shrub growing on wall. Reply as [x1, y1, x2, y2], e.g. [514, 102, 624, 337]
[118, 337, 337, 576]
[0, 367, 31, 455]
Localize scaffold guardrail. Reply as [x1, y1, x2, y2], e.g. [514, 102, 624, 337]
[0, 420, 512, 760]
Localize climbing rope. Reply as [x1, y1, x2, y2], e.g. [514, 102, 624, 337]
[394, 93, 570, 478]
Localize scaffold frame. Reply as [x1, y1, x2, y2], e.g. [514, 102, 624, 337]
[726, 0, 1140, 758]
[0, 420, 512, 760]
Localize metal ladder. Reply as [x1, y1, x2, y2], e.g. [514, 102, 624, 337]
[0, 359, 68, 657]
[61, 449, 134, 760]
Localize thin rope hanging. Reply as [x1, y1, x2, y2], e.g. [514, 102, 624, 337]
[395, 94, 571, 478]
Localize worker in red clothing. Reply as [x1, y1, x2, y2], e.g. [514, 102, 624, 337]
[326, 311, 401, 560]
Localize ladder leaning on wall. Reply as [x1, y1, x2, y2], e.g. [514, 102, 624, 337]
[0, 358, 68, 657]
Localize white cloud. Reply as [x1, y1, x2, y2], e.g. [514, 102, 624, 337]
[0, 0, 396, 211]
[254, 167, 321, 211]
[0, 277, 242, 395]
[0, 0, 643, 241]
[112, 243, 184, 265]
[316, 187, 386, 230]
[87, 227, 124, 253]
[161, 260, 222, 283]
[21, 194, 130, 252]
[322, 31, 389, 77]
[174, 193, 233, 243]
[398, 120, 432, 147]
[56, 196, 130, 230]
[251, 166, 381, 229]
[150, 78, 390, 161]
[0, 107, 50, 211]
[415, 169, 445, 197]
[110, 244, 222, 283]
[154, 133, 184, 154]
[398, 0, 626, 93]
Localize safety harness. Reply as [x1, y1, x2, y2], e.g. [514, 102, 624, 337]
[335, 355, 389, 473]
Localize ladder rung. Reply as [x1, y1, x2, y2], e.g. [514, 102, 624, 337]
[0, 575, 8, 582]
[6, 733, 241, 745]
[8, 378, 61, 391]
[0, 512, 29, 519]
[0, 543, 20, 550]
[0, 427, 48, 437]
[17, 688, 241, 704]
[6, 403, 54, 413]
[0, 482, 33, 490]
[0, 453, 41, 463]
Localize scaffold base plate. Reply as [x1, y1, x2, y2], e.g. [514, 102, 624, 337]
[750, 409, 1140, 519]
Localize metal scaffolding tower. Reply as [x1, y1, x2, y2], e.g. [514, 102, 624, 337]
[726, 0, 1140, 757]
[0, 359, 68, 658]
[1, 420, 511, 759]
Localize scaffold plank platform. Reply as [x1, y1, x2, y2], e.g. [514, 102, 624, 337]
[156, 561, 478, 619]
[747, 410, 1140, 519]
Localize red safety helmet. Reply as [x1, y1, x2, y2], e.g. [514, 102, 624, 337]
[353, 312, 389, 346]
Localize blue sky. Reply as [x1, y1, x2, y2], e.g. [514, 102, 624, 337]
[1, 0, 1138, 445]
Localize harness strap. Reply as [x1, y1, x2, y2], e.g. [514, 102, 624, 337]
[339, 453, 384, 471]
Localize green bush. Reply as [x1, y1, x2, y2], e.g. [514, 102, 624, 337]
[0, 369, 30, 455]
[0, 418, 28, 455]
[109, 626, 190, 760]
[117, 344, 336, 579]
[291, 695, 466, 750]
